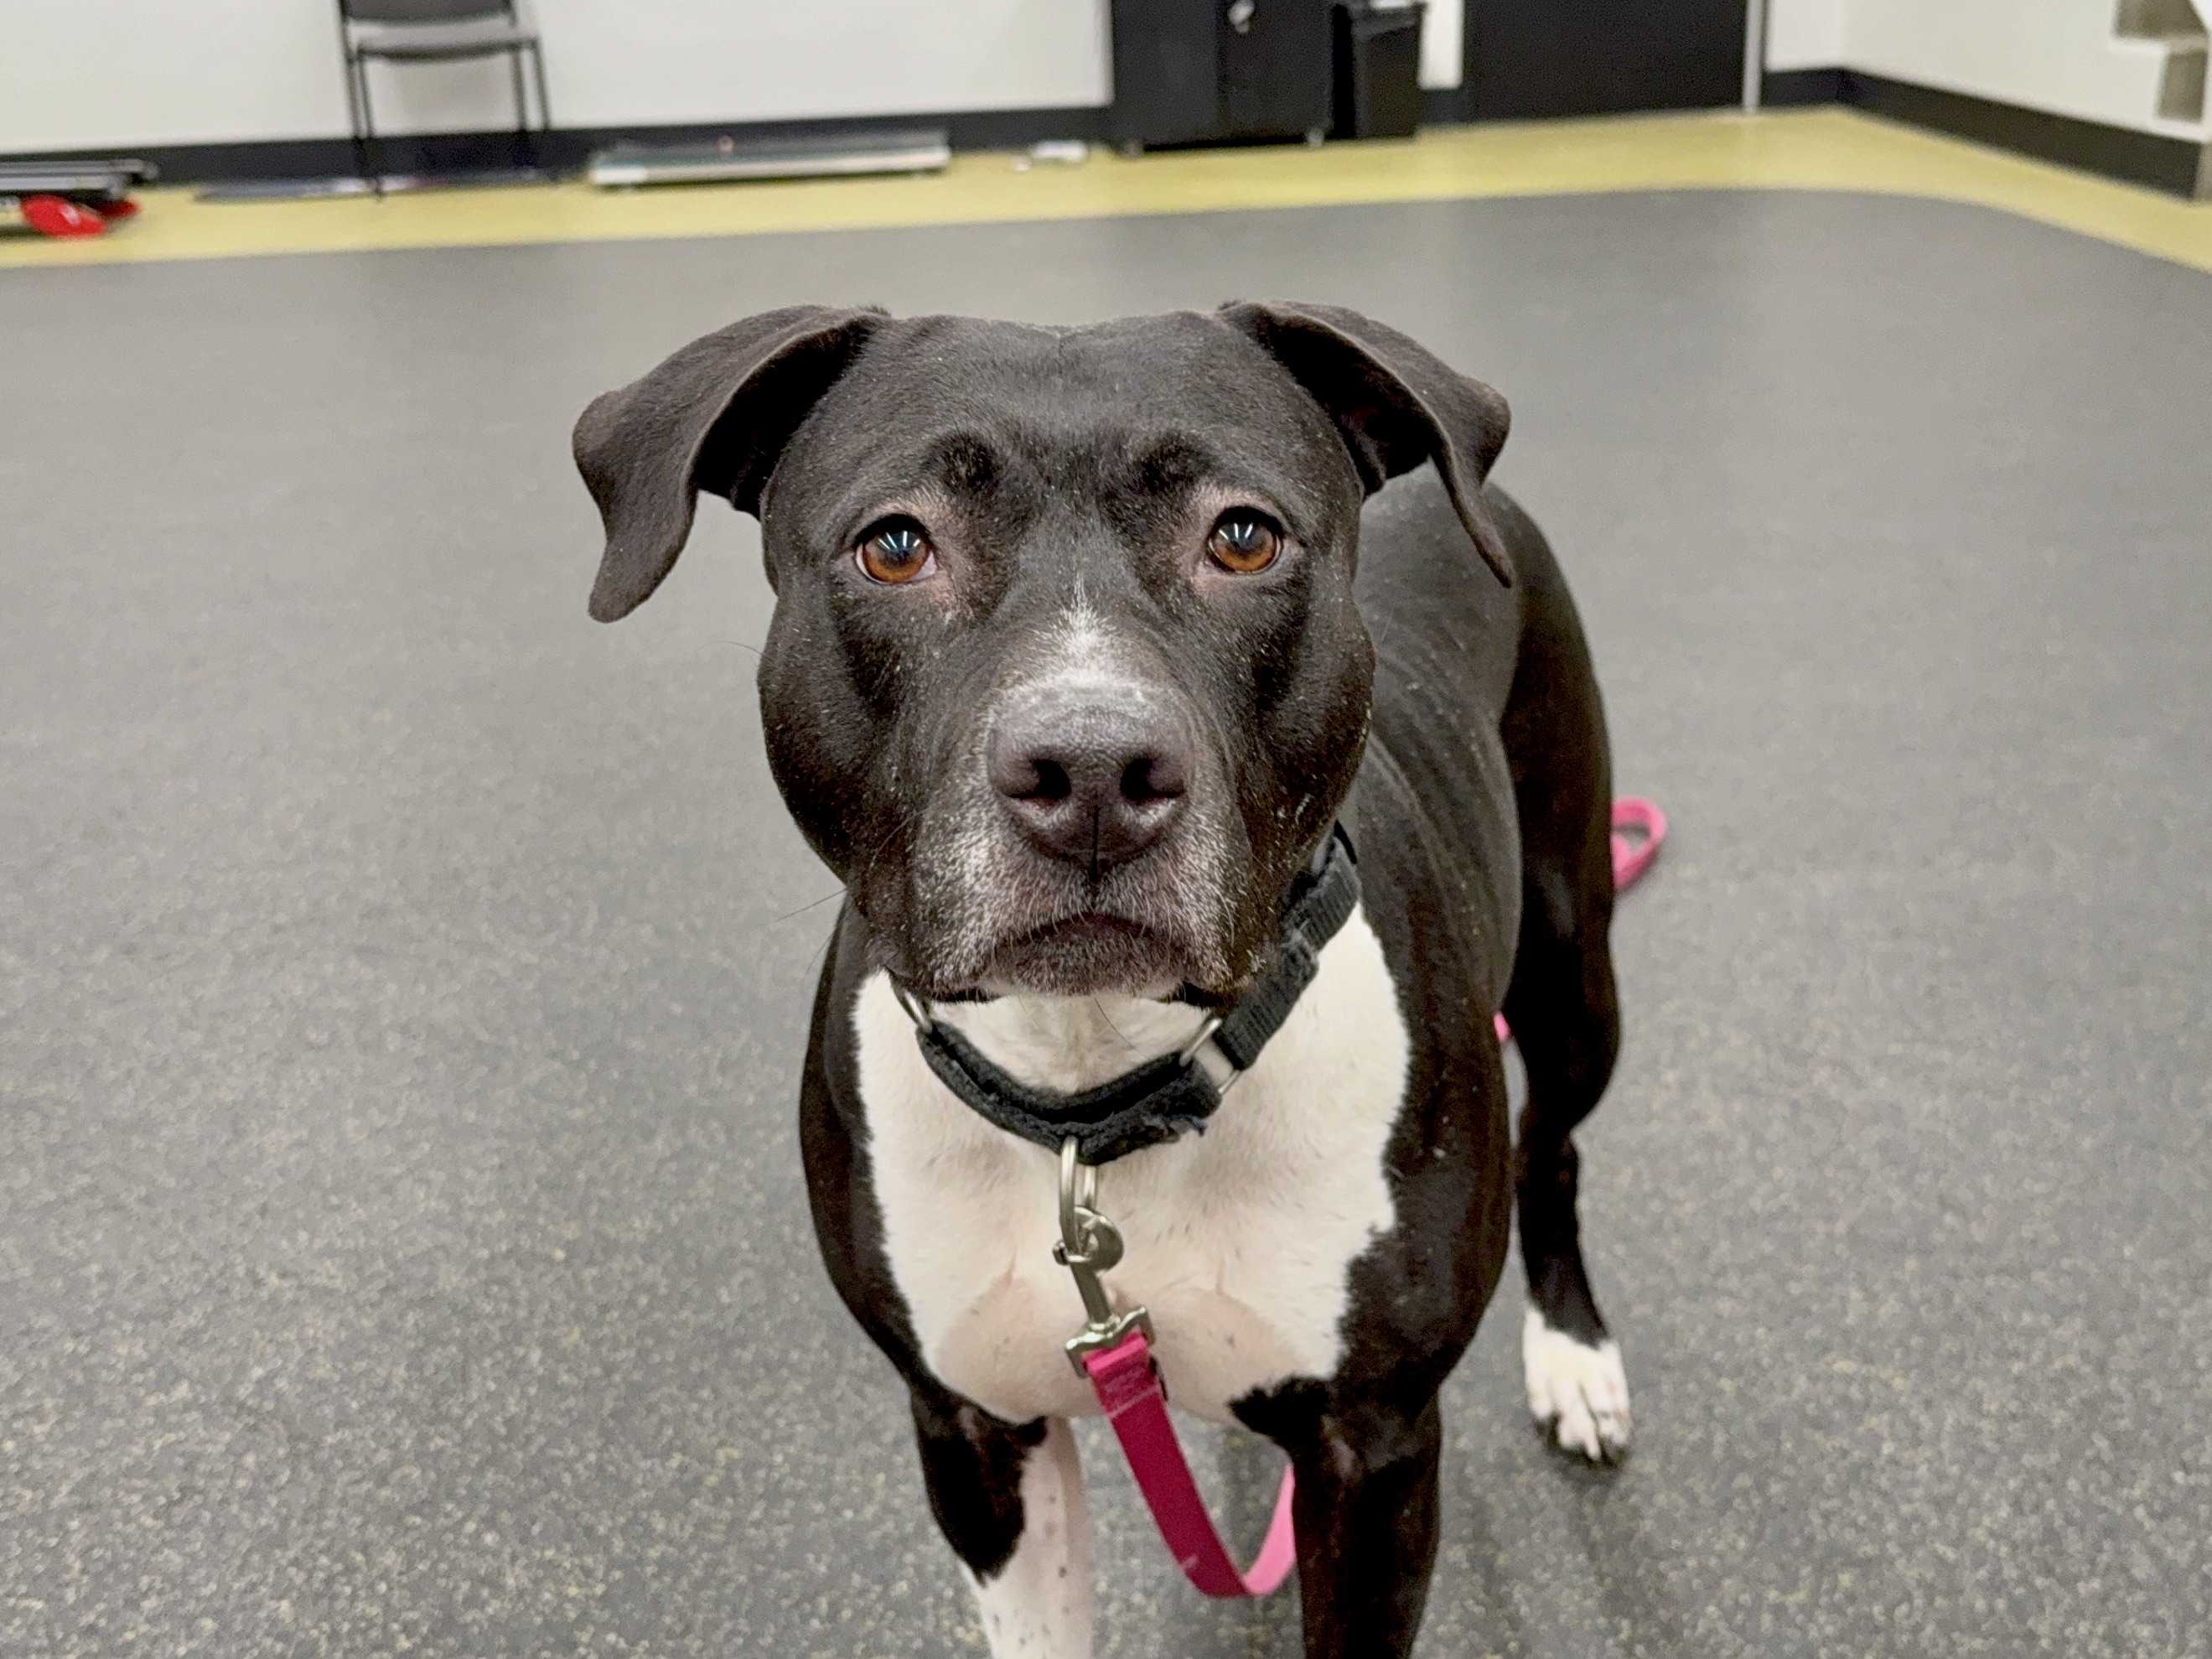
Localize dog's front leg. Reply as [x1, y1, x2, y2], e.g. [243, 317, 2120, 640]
[909, 1391, 1093, 1658]
[1285, 1395, 1443, 1657]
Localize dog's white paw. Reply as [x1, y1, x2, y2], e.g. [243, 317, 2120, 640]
[1522, 1309, 1632, 1464]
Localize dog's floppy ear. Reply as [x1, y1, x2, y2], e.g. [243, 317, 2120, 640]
[572, 304, 885, 622]
[1217, 300, 1513, 587]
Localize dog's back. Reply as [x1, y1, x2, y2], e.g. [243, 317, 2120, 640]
[1349, 469, 1608, 1016]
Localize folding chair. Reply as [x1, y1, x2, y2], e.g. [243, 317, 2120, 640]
[336, 0, 552, 194]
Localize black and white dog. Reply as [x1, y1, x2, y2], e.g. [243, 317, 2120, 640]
[573, 303, 1629, 1657]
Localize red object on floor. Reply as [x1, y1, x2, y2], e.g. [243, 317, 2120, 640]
[21, 195, 107, 237]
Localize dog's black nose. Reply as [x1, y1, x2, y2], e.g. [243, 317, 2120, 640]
[987, 694, 1191, 872]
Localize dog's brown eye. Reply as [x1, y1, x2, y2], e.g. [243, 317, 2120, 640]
[1206, 512, 1281, 575]
[857, 517, 936, 585]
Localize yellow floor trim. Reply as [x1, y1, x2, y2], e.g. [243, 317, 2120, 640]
[5, 108, 2210, 274]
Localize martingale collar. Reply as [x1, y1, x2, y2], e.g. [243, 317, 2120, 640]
[890, 827, 1360, 1165]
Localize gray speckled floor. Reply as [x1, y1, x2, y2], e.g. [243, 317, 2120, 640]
[3, 189, 2209, 1659]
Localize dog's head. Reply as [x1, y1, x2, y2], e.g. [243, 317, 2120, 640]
[574, 305, 1510, 1001]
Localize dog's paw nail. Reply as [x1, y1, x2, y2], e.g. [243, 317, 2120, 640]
[1522, 1309, 1632, 1464]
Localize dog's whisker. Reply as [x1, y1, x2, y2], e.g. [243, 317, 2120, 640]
[1089, 994, 1140, 1053]
[760, 888, 845, 928]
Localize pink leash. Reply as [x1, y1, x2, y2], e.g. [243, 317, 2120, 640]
[1070, 798, 1667, 1599]
[1084, 1337, 1303, 1596]
[1608, 796, 1667, 892]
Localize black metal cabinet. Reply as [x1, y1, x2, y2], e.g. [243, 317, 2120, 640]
[1110, 0, 1334, 151]
[1467, 0, 1748, 119]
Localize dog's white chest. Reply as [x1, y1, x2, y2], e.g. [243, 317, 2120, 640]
[852, 909, 1410, 1426]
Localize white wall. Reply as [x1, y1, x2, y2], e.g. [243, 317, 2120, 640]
[0, 0, 1459, 155]
[1765, 0, 1847, 71]
[0, 0, 1115, 152]
[525, 0, 1112, 127]
[1764, 0, 2204, 137]
[3, 0, 355, 149]
[1842, 0, 2197, 134]
[1412, 0, 1466, 92]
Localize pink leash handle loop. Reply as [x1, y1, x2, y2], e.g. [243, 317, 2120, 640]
[1609, 796, 1666, 891]
[1084, 796, 1664, 1599]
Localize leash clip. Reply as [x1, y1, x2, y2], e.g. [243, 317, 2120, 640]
[1052, 1138, 1153, 1375]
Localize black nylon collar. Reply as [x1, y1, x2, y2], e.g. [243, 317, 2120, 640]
[900, 826, 1360, 1164]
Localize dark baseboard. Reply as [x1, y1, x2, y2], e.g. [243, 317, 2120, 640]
[1844, 70, 2203, 198]
[1762, 65, 2205, 198]
[1760, 66, 1845, 107]
[1, 105, 1111, 186]
[1422, 86, 1476, 127]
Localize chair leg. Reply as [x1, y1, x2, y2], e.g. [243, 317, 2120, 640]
[354, 57, 385, 196]
[529, 43, 553, 174]
[506, 45, 530, 173]
[343, 50, 374, 192]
